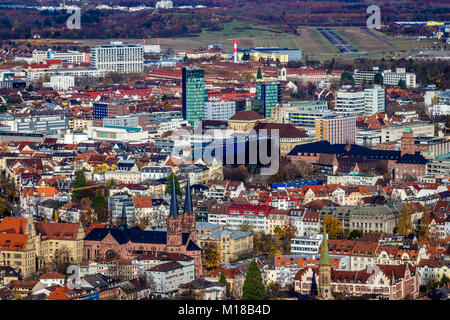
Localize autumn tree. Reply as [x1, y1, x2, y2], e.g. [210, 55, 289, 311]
[241, 260, 266, 300]
[202, 242, 221, 271]
[52, 245, 71, 274]
[397, 203, 413, 236]
[323, 215, 344, 239]
[420, 206, 431, 240]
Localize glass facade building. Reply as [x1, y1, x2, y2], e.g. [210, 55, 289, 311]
[257, 82, 282, 118]
[182, 67, 205, 125]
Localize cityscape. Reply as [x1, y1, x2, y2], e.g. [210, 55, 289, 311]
[0, 0, 449, 305]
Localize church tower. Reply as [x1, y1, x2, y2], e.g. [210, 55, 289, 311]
[166, 178, 182, 251]
[318, 226, 333, 299]
[181, 178, 197, 241]
[400, 128, 415, 156]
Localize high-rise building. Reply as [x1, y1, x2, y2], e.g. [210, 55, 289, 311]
[182, 67, 205, 125]
[90, 42, 144, 73]
[257, 82, 282, 118]
[364, 85, 386, 116]
[335, 89, 365, 117]
[315, 115, 356, 145]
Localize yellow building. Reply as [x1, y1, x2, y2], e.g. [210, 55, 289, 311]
[0, 215, 38, 279]
[238, 52, 289, 63]
[35, 222, 85, 267]
[198, 229, 253, 264]
[228, 110, 263, 133]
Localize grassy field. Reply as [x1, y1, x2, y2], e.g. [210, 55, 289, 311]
[12, 20, 440, 63]
[157, 21, 438, 62]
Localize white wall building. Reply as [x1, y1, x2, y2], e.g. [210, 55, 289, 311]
[364, 85, 385, 116]
[382, 68, 416, 88]
[43, 75, 75, 91]
[90, 42, 144, 73]
[290, 234, 324, 257]
[204, 101, 236, 121]
[335, 89, 365, 117]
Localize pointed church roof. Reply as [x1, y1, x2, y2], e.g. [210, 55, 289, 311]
[184, 177, 193, 215]
[121, 203, 127, 225]
[169, 177, 179, 218]
[320, 227, 330, 266]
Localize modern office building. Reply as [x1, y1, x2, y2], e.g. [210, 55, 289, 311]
[182, 67, 206, 125]
[93, 103, 108, 121]
[204, 101, 236, 121]
[5, 112, 68, 135]
[353, 67, 381, 85]
[335, 89, 365, 117]
[287, 109, 335, 127]
[102, 115, 140, 129]
[238, 47, 302, 62]
[364, 85, 386, 116]
[382, 68, 416, 88]
[90, 42, 144, 73]
[315, 115, 356, 145]
[257, 82, 282, 118]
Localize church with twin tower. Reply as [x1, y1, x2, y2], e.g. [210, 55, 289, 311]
[83, 177, 203, 277]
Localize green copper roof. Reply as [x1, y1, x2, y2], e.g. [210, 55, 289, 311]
[320, 227, 330, 266]
[403, 127, 412, 133]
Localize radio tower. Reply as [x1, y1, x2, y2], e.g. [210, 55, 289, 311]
[233, 39, 238, 63]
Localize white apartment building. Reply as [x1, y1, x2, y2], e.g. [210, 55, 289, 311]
[33, 49, 89, 64]
[27, 67, 106, 82]
[335, 89, 365, 117]
[43, 75, 75, 91]
[144, 257, 195, 294]
[204, 101, 236, 121]
[208, 212, 269, 233]
[364, 85, 386, 116]
[90, 42, 144, 73]
[382, 68, 417, 88]
[327, 173, 384, 186]
[290, 234, 324, 256]
[141, 166, 173, 181]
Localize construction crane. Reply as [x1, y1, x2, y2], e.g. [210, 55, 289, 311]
[71, 185, 104, 192]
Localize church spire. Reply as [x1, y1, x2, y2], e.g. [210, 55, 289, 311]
[184, 177, 193, 215]
[169, 177, 179, 218]
[121, 203, 127, 225]
[320, 225, 330, 266]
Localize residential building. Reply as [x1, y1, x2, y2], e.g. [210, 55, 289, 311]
[90, 42, 144, 73]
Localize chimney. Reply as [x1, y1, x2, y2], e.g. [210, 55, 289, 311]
[233, 39, 238, 63]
